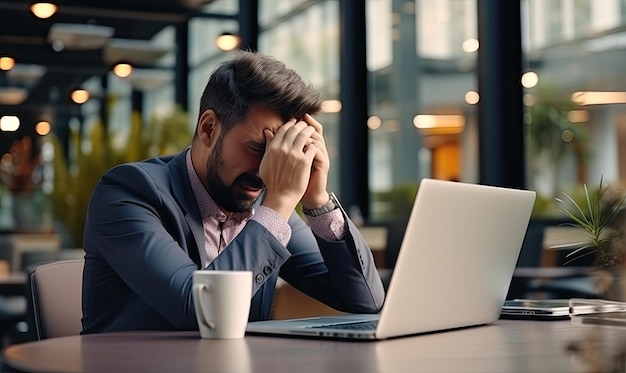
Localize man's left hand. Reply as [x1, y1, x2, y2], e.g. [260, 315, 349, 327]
[300, 113, 331, 210]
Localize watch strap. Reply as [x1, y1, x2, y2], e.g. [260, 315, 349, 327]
[302, 192, 339, 217]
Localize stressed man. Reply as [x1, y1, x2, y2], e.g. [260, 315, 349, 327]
[81, 51, 385, 333]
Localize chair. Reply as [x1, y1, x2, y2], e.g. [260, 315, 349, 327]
[26, 259, 84, 340]
[21, 248, 85, 273]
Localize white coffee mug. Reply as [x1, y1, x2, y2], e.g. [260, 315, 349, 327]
[192, 270, 253, 339]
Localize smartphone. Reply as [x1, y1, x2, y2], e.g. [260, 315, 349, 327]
[501, 299, 576, 320]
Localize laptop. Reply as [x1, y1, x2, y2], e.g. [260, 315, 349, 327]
[246, 178, 536, 340]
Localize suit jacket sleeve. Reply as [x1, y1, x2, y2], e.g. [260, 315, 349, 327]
[207, 208, 385, 314]
[201, 202, 384, 314]
[278, 210, 385, 313]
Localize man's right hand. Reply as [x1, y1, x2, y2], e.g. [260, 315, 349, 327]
[259, 119, 319, 220]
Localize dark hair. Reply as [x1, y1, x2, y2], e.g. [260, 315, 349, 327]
[196, 51, 323, 133]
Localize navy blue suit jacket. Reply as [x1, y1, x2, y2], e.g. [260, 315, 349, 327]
[81, 150, 385, 333]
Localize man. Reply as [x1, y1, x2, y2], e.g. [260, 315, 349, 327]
[81, 51, 385, 334]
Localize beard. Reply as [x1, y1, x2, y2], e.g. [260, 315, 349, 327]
[205, 136, 265, 212]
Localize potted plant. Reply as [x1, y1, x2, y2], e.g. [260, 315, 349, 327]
[48, 106, 193, 247]
[555, 178, 626, 300]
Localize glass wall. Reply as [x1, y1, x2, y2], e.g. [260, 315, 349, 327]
[34, 0, 626, 249]
[141, 0, 626, 225]
[522, 0, 626, 215]
[258, 0, 342, 194]
[366, 0, 478, 221]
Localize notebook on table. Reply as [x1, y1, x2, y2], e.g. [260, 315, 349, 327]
[246, 178, 536, 340]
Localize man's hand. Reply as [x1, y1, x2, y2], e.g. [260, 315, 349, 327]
[259, 118, 319, 220]
[300, 114, 331, 210]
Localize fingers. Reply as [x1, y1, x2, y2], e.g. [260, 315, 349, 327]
[303, 114, 323, 136]
[263, 129, 275, 151]
[271, 119, 316, 152]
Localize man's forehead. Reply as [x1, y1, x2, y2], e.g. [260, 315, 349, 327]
[230, 119, 275, 141]
[228, 104, 287, 137]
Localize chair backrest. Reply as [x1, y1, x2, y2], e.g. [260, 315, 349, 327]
[28, 259, 84, 340]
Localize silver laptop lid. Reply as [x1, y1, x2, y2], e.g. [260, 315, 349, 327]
[376, 178, 535, 339]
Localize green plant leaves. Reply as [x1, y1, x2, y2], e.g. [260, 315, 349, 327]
[555, 177, 626, 267]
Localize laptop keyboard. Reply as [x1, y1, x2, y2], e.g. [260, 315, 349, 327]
[307, 320, 378, 331]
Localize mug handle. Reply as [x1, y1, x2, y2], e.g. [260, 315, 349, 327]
[193, 283, 216, 330]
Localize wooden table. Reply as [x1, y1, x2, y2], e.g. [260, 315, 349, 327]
[3, 319, 626, 373]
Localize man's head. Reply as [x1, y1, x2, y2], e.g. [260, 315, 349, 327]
[196, 51, 323, 134]
[192, 51, 323, 212]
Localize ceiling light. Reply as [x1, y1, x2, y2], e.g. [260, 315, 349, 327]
[51, 40, 64, 52]
[0, 116, 20, 132]
[462, 38, 479, 53]
[521, 71, 539, 88]
[6, 64, 46, 85]
[320, 99, 342, 113]
[48, 23, 114, 50]
[0, 87, 28, 105]
[104, 39, 171, 65]
[127, 68, 173, 91]
[567, 110, 590, 123]
[0, 57, 15, 71]
[464, 91, 480, 105]
[523, 93, 536, 106]
[413, 114, 465, 136]
[36, 121, 52, 136]
[112, 62, 133, 78]
[572, 91, 626, 105]
[30, 2, 58, 19]
[71, 88, 90, 104]
[367, 116, 382, 130]
[216, 33, 241, 52]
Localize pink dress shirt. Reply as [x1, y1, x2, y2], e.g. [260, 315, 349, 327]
[185, 150, 345, 268]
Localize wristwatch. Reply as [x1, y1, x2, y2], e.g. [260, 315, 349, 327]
[302, 192, 340, 217]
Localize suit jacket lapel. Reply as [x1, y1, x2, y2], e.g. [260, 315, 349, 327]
[168, 149, 204, 266]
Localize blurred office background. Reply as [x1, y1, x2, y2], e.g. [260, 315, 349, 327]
[0, 0, 624, 250]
